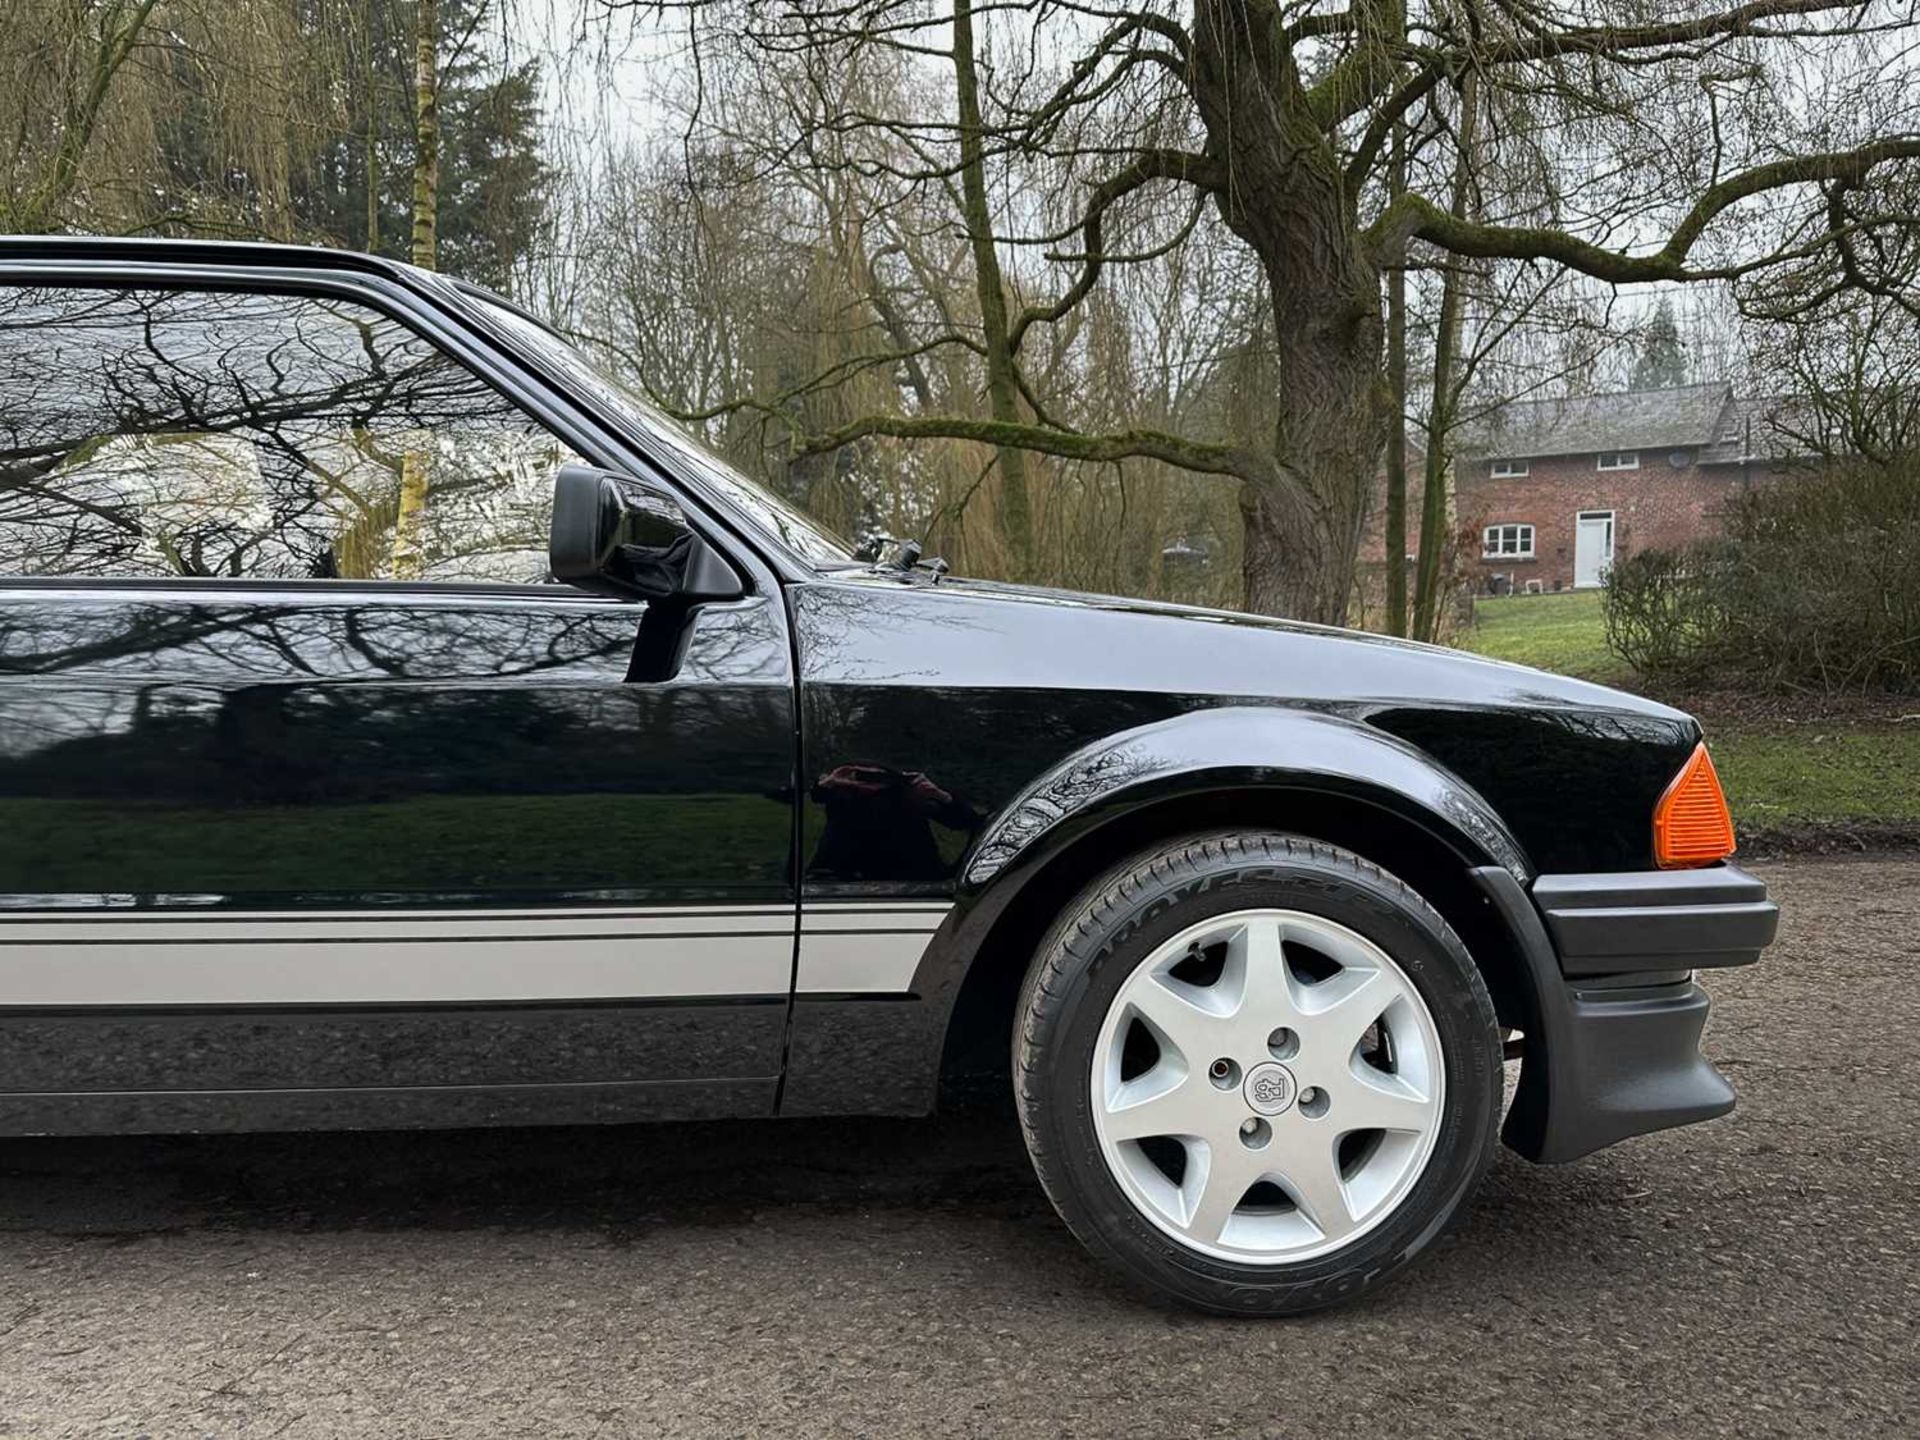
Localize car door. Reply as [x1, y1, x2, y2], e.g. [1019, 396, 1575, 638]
[0, 271, 797, 1130]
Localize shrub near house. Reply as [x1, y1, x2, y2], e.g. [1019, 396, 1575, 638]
[1457, 383, 1789, 594]
[1605, 457, 1920, 694]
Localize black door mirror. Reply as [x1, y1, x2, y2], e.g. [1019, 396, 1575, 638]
[550, 463, 743, 602]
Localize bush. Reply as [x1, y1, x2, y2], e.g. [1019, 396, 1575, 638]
[1720, 458, 1920, 691]
[1602, 544, 1729, 680]
[1605, 455, 1920, 693]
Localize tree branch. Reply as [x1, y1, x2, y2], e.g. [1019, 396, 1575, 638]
[21, 0, 160, 230]
[791, 412, 1256, 480]
[1306, 0, 1412, 129]
[1349, 0, 1877, 184]
[1007, 147, 1221, 353]
[1373, 137, 1920, 283]
[1479, 0, 1877, 67]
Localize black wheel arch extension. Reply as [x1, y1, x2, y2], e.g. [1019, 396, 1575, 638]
[925, 708, 1548, 1125]
[957, 707, 1533, 892]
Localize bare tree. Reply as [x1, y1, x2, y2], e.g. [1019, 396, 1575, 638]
[0, 0, 159, 233]
[586, 1, 1920, 623]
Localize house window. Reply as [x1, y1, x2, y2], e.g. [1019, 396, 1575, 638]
[1596, 450, 1640, 471]
[1483, 523, 1536, 559]
[1490, 458, 1530, 478]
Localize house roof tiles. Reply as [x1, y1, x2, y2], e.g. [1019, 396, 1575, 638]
[1461, 382, 1734, 461]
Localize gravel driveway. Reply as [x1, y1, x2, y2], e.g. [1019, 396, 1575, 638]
[1, 856, 1914, 1438]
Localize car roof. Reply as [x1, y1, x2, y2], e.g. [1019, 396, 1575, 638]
[0, 234, 422, 280]
[0, 235, 530, 326]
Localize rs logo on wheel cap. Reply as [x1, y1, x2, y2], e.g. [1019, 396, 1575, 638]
[1243, 1061, 1297, 1116]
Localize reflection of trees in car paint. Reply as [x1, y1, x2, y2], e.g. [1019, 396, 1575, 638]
[0, 592, 799, 903]
[1369, 705, 1695, 872]
[0, 596, 626, 680]
[0, 286, 577, 582]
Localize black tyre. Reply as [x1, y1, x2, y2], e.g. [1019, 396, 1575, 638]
[1014, 831, 1501, 1315]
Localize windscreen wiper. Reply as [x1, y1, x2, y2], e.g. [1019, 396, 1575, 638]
[855, 532, 949, 580]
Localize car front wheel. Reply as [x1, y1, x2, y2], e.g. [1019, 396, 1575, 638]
[1014, 831, 1502, 1315]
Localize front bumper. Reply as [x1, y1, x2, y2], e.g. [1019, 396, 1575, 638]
[1533, 868, 1779, 977]
[1474, 864, 1779, 1164]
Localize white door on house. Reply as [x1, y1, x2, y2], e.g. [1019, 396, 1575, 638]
[1574, 510, 1615, 588]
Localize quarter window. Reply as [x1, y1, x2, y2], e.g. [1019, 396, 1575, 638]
[1490, 458, 1530, 478]
[0, 284, 580, 583]
[1483, 523, 1536, 558]
[1596, 450, 1640, 471]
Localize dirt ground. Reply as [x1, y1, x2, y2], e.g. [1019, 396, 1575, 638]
[0, 857, 1914, 1438]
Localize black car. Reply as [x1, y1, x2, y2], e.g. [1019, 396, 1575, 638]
[0, 238, 1778, 1315]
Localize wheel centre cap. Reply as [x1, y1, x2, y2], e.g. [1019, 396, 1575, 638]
[1242, 1061, 1297, 1116]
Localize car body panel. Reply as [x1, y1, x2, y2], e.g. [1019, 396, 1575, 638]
[778, 573, 1703, 1123]
[791, 571, 1696, 892]
[0, 585, 794, 909]
[0, 246, 806, 1115]
[0, 584, 800, 1101]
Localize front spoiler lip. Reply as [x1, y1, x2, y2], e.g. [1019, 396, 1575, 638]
[1473, 864, 1774, 1164]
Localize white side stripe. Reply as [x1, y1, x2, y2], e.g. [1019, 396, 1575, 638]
[0, 908, 795, 944]
[0, 906, 795, 1007]
[0, 903, 955, 1006]
[797, 903, 951, 994]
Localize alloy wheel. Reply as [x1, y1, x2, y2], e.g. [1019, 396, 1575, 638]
[1089, 907, 1444, 1264]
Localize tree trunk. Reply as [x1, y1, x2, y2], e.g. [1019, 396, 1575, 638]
[1383, 125, 1410, 637]
[390, 457, 430, 579]
[952, 0, 1033, 580]
[409, 0, 440, 271]
[363, 8, 381, 254]
[1191, 4, 1391, 625]
[1238, 478, 1329, 618]
[1411, 72, 1480, 644]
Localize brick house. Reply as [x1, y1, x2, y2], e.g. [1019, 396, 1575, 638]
[1454, 382, 1782, 593]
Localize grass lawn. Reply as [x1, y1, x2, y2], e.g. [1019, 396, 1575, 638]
[1710, 725, 1920, 834]
[1456, 589, 1920, 843]
[1457, 589, 1632, 688]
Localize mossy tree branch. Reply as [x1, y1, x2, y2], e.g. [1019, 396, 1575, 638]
[1372, 138, 1920, 283]
[790, 412, 1260, 483]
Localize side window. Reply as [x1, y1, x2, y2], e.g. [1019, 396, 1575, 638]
[0, 284, 581, 583]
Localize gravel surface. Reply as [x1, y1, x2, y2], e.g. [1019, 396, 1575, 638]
[1, 857, 1914, 1438]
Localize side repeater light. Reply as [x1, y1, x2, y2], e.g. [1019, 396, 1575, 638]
[1654, 742, 1737, 869]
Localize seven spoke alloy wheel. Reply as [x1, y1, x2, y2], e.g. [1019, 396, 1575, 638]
[1016, 832, 1501, 1315]
[1092, 908, 1442, 1263]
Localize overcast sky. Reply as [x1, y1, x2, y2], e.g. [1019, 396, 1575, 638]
[509, 0, 680, 151]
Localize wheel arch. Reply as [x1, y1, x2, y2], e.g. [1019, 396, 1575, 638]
[929, 708, 1540, 1106]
